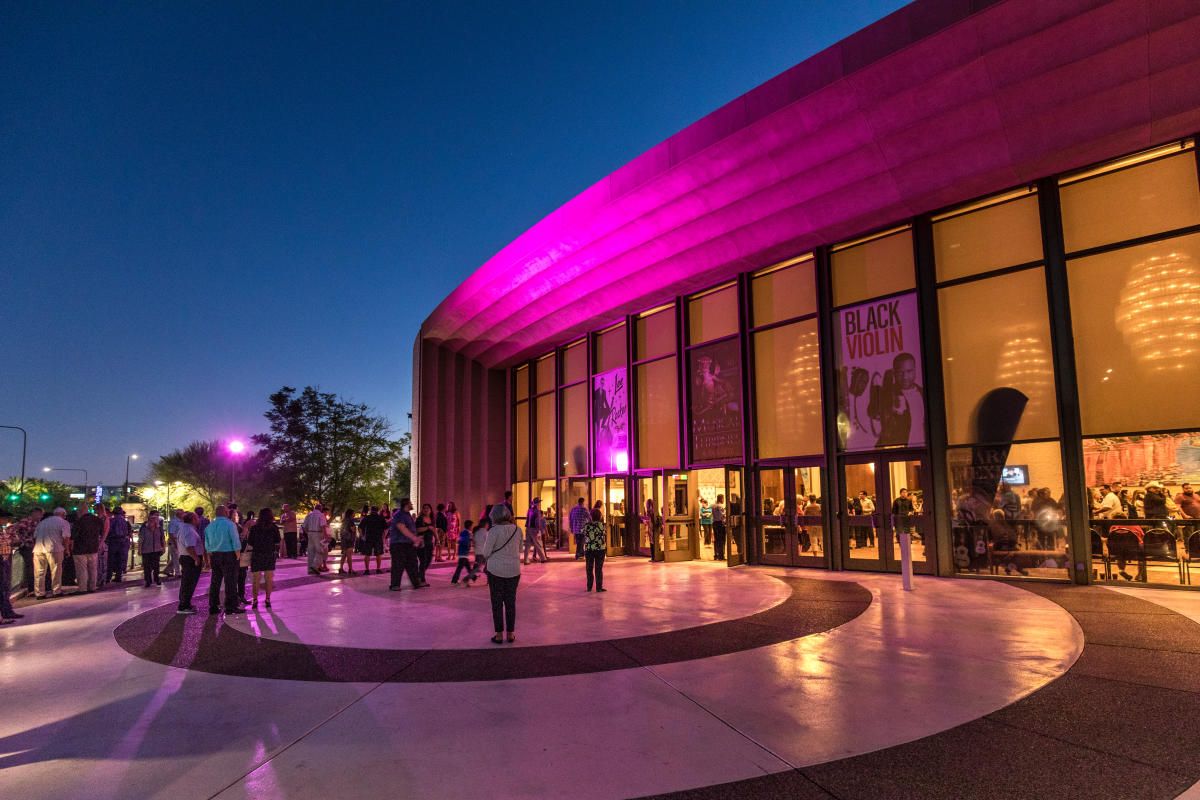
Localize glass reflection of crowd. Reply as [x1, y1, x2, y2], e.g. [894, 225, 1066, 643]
[950, 483, 1067, 576]
[1089, 481, 1200, 584]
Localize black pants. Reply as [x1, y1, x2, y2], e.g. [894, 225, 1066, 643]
[487, 572, 520, 633]
[238, 565, 249, 601]
[418, 539, 433, 583]
[390, 545, 421, 589]
[451, 556, 474, 583]
[713, 522, 727, 560]
[585, 551, 605, 590]
[20, 547, 34, 592]
[179, 555, 201, 610]
[142, 552, 162, 586]
[208, 551, 241, 612]
[284, 531, 298, 558]
[299, 533, 308, 556]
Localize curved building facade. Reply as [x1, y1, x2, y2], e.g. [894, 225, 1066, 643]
[415, 0, 1200, 588]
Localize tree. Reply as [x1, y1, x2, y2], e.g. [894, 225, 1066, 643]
[253, 386, 403, 510]
[149, 440, 235, 511]
[392, 431, 411, 500]
[2, 478, 78, 515]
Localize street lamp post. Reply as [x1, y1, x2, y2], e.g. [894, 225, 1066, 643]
[124, 453, 138, 497]
[0, 425, 27, 496]
[43, 466, 89, 497]
[227, 440, 245, 504]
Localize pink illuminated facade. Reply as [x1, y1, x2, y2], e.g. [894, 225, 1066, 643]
[416, 0, 1200, 588]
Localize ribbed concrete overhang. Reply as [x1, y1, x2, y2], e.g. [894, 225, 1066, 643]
[419, 0, 1200, 369]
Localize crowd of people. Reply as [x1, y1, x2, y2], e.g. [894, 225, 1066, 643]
[0, 492, 613, 638]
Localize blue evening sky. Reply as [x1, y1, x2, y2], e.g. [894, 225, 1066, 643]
[2, 0, 905, 485]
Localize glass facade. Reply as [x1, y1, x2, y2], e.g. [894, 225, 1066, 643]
[505, 138, 1200, 588]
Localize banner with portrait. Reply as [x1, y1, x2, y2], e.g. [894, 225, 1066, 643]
[689, 338, 743, 463]
[592, 367, 629, 473]
[835, 292, 926, 451]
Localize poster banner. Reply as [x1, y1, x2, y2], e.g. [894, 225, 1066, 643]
[592, 367, 629, 473]
[835, 292, 926, 451]
[689, 338, 743, 462]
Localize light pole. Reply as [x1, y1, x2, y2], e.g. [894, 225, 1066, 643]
[124, 453, 138, 496]
[227, 440, 246, 503]
[0, 425, 27, 496]
[43, 466, 89, 496]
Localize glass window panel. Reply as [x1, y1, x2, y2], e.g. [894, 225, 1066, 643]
[513, 482, 530, 523]
[752, 259, 816, 326]
[514, 401, 530, 481]
[754, 319, 822, 459]
[832, 229, 915, 307]
[535, 354, 556, 394]
[1083, 432, 1199, 588]
[934, 195, 1043, 281]
[595, 323, 627, 373]
[562, 341, 587, 384]
[1061, 152, 1200, 253]
[938, 268, 1059, 444]
[515, 365, 529, 401]
[636, 357, 679, 469]
[635, 306, 677, 361]
[947, 440, 1069, 579]
[755, 468, 787, 557]
[534, 393, 556, 479]
[688, 285, 739, 344]
[794, 466, 825, 559]
[688, 338, 744, 463]
[560, 383, 588, 476]
[1067, 233, 1200, 435]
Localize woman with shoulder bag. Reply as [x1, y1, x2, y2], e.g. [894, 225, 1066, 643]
[477, 504, 522, 643]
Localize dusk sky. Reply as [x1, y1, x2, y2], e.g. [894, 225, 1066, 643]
[2, 0, 905, 486]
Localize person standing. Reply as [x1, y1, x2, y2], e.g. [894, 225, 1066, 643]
[1175, 483, 1200, 540]
[0, 508, 24, 624]
[139, 510, 165, 587]
[338, 508, 358, 575]
[280, 504, 299, 559]
[582, 508, 607, 592]
[106, 507, 133, 583]
[33, 508, 72, 598]
[523, 497, 547, 564]
[247, 508, 282, 608]
[71, 506, 103, 593]
[237, 510, 256, 603]
[444, 502, 461, 562]
[712, 494, 728, 560]
[165, 508, 184, 578]
[205, 505, 243, 615]
[568, 497, 590, 561]
[478, 503, 522, 643]
[415, 504, 436, 583]
[10, 507, 43, 595]
[388, 498, 425, 591]
[359, 506, 386, 575]
[304, 504, 329, 576]
[433, 503, 449, 562]
[93, 505, 110, 589]
[175, 512, 202, 614]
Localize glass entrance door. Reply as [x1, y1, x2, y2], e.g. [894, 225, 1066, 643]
[754, 464, 827, 567]
[725, 467, 745, 566]
[636, 473, 662, 558]
[661, 471, 694, 562]
[592, 476, 629, 557]
[841, 454, 932, 573]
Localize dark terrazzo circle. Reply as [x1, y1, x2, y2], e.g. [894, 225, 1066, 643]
[112, 572, 871, 683]
[639, 583, 1200, 800]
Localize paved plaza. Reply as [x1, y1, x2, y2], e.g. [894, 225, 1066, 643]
[4, 557, 1200, 799]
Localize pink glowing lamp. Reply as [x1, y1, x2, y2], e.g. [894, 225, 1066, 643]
[228, 439, 246, 455]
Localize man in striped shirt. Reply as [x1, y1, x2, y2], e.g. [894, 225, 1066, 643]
[568, 497, 591, 561]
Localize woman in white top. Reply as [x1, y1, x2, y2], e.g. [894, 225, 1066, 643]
[478, 503, 522, 643]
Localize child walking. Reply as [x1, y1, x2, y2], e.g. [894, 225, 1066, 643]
[451, 519, 475, 585]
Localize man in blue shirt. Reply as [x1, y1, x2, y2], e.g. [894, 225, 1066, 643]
[388, 498, 424, 592]
[205, 506, 243, 615]
[568, 497, 591, 560]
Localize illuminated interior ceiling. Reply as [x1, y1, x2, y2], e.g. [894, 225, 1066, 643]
[420, 0, 1200, 369]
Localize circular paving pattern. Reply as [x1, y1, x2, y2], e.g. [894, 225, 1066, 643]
[112, 571, 872, 683]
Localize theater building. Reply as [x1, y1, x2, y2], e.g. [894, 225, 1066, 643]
[413, 0, 1200, 588]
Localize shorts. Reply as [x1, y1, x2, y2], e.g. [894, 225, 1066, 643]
[364, 535, 384, 556]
